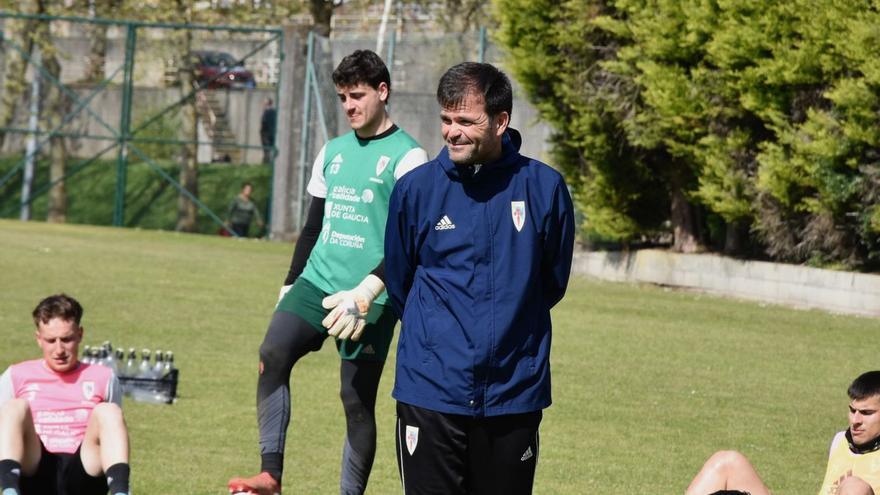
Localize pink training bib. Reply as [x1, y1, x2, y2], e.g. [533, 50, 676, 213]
[10, 359, 114, 454]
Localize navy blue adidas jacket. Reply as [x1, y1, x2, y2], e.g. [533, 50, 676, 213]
[385, 130, 575, 417]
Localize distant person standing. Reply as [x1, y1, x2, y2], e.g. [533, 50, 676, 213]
[260, 98, 277, 164]
[225, 182, 264, 238]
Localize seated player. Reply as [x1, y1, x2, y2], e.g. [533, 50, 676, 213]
[685, 370, 880, 495]
[0, 294, 131, 495]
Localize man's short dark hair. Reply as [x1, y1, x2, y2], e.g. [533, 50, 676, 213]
[242, 181, 252, 190]
[332, 50, 391, 97]
[437, 62, 512, 118]
[32, 294, 83, 327]
[848, 371, 880, 401]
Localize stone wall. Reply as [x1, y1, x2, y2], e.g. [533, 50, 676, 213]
[573, 249, 880, 317]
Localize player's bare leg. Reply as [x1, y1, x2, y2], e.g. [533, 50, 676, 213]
[838, 476, 874, 495]
[80, 402, 131, 494]
[685, 450, 771, 495]
[0, 398, 42, 493]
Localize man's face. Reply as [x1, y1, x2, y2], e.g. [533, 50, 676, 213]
[336, 82, 388, 135]
[440, 91, 509, 166]
[849, 395, 880, 446]
[35, 317, 83, 373]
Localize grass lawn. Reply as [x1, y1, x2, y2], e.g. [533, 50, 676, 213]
[0, 156, 272, 236]
[1, 219, 878, 494]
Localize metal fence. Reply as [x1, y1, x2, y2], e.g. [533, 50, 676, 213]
[0, 13, 553, 239]
[0, 13, 282, 236]
[287, 27, 490, 233]
[286, 27, 551, 232]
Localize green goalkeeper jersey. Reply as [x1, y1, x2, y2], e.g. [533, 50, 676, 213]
[299, 126, 426, 306]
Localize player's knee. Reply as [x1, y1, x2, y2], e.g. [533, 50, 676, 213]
[838, 476, 874, 495]
[340, 386, 374, 428]
[0, 398, 32, 424]
[92, 402, 126, 428]
[705, 450, 750, 474]
[259, 341, 292, 375]
[340, 385, 362, 415]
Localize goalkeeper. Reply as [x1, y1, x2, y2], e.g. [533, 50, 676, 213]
[228, 49, 427, 495]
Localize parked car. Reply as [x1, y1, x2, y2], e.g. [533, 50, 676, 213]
[190, 50, 256, 89]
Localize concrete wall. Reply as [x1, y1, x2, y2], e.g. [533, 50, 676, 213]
[573, 249, 880, 318]
[4, 81, 551, 168]
[0, 25, 556, 238]
[0, 27, 554, 166]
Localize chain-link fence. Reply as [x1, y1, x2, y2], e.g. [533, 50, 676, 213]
[0, 13, 553, 239]
[0, 13, 282, 236]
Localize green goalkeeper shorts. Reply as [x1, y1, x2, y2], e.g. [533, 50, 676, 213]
[275, 277, 397, 362]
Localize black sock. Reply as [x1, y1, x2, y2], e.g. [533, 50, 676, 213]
[260, 453, 283, 484]
[106, 463, 130, 495]
[0, 459, 22, 492]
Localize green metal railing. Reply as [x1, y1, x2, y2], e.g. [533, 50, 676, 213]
[0, 12, 283, 237]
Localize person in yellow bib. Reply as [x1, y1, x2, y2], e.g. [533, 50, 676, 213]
[685, 370, 880, 495]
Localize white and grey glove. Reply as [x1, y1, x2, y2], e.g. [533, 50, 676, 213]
[276, 284, 293, 307]
[320, 274, 384, 341]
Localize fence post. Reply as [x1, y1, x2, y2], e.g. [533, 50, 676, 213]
[20, 48, 40, 221]
[295, 31, 315, 234]
[386, 23, 396, 81]
[113, 23, 137, 227]
[271, 24, 309, 241]
[478, 26, 486, 63]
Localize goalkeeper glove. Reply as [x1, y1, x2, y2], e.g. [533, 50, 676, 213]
[321, 274, 384, 341]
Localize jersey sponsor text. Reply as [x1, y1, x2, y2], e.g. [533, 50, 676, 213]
[330, 185, 361, 202]
[329, 231, 366, 249]
[328, 203, 370, 224]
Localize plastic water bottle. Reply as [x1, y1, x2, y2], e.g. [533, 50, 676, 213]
[129, 349, 161, 403]
[125, 348, 137, 377]
[102, 341, 113, 363]
[93, 348, 104, 367]
[102, 347, 117, 371]
[152, 351, 165, 379]
[137, 349, 152, 378]
[163, 351, 175, 378]
[114, 349, 124, 374]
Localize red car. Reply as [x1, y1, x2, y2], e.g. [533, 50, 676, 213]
[191, 50, 256, 89]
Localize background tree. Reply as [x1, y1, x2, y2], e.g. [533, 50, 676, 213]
[494, 0, 880, 269]
[0, 0, 71, 222]
[494, 0, 670, 247]
[83, 0, 122, 83]
[0, 2, 38, 152]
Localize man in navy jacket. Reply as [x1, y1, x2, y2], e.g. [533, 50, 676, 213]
[385, 62, 575, 494]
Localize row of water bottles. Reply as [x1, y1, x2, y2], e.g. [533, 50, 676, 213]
[82, 341, 178, 404]
[82, 342, 176, 379]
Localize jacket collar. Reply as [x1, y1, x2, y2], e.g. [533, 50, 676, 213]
[846, 428, 880, 454]
[438, 128, 523, 181]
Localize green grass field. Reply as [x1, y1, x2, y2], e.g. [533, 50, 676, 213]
[0, 157, 272, 236]
[1, 219, 879, 494]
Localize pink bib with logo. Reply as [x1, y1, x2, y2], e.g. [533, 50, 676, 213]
[10, 359, 113, 453]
